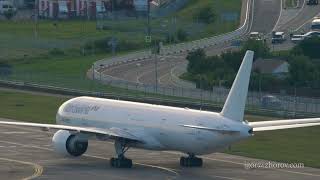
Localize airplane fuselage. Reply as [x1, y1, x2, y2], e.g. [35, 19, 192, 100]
[56, 97, 252, 155]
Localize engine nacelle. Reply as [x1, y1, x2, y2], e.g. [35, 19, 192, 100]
[52, 130, 88, 157]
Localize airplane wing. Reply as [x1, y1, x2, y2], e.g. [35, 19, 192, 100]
[248, 118, 320, 132]
[0, 121, 142, 142]
[181, 124, 240, 135]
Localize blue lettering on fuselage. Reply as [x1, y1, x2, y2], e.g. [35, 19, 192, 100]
[64, 104, 100, 115]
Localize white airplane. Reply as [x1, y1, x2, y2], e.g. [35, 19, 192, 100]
[1, 50, 320, 168]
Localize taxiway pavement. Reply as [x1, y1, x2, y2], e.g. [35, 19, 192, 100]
[0, 118, 320, 180]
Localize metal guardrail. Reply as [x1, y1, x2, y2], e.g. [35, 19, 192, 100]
[91, 0, 254, 109]
[87, 0, 320, 118]
[94, 0, 252, 68]
[0, 79, 319, 119]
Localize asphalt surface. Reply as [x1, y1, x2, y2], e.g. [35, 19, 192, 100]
[249, 0, 281, 34]
[98, 0, 320, 114]
[1, 119, 320, 180]
[97, 1, 320, 89]
[276, 0, 320, 32]
[100, 43, 239, 89]
[100, 0, 284, 88]
[102, 54, 190, 88]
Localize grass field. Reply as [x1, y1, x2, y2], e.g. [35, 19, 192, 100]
[0, 90, 66, 124]
[0, 0, 242, 96]
[0, 89, 319, 168]
[0, 0, 241, 59]
[285, 0, 298, 8]
[0, 0, 242, 100]
[226, 127, 320, 168]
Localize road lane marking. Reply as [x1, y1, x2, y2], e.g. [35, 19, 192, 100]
[0, 124, 49, 134]
[136, 60, 177, 84]
[1, 125, 320, 178]
[163, 151, 320, 177]
[0, 139, 180, 179]
[248, 0, 255, 34]
[83, 154, 180, 179]
[0, 140, 52, 151]
[272, 0, 283, 31]
[0, 157, 43, 180]
[294, 11, 320, 31]
[0, 131, 30, 134]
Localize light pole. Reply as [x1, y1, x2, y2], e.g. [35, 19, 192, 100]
[92, 64, 95, 80]
[34, 0, 39, 38]
[111, 0, 116, 56]
[294, 84, 297, 118]
[153, 42, 161, 93]
[147, 0, 151, 38]
[154, 52, 158, 93]
[259, 73, 262, 99]
[99, 64, 104, 82]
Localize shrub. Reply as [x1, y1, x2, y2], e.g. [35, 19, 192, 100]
[288, 55, 320, 88]
[194, 7, 216, 24]
[241, 40, 270, 58]
[83, 37, 144, 54]
[49, 48, 65, 56]
[177, 29, 188, 41]
[292, 37, 320, 59]
[0, 62, 12, 76]
[3, 9, 16, 20]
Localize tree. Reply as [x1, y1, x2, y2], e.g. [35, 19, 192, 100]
[186, 49, 206, 74]
[221, 51, 244, 71]
[3, 9, 16, 20]
[241, 40, 270, 58]
[176, 28, 188, 42]
[288, 55, 318, 87]
[195, 7, 216, 24]
[292, 37, 320, 59]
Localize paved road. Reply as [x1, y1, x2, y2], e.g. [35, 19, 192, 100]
[99, 0, 282, 89]
[277, 1, 320, 32]
[1, 119, 320, 180]
[102, 55, 192, 88]
[249, 0, 282, 34]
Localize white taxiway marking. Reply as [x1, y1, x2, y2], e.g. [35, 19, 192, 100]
[295, 11, 320, 31]
[0, 140, 181, 179]
[164, 151, 320, 178]
[1, 124, 320, 178]
[0, 131, 30, 134]
[272, 0, 283, 31]
[0, 157, 43, 180]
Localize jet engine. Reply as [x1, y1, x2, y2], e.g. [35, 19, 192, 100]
[52, 130, 88, 157]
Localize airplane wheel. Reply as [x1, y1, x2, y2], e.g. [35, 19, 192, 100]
[180, 156, 203, 167]
[180, 157, 186, 166]
[110, 158, 132, 168]
[122, 158, 132, 168]
[180, 157, 185, 166]
[110, 158, 115, 167]
[194, 157, 203, 167]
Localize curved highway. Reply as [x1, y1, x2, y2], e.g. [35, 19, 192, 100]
[97, 0, 284, 89]
[249, 0, 282, 34]
[276, 1, 320, 32]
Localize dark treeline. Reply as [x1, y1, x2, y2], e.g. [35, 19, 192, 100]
[184, 38, 320, 94]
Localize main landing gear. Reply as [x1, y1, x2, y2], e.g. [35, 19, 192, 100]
[110, 139, 133, 168]
[180, 154, 203, 167]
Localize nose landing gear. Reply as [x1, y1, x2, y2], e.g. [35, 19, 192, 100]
[110, 139, 133, 168]
[110, 156, 132, 168]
